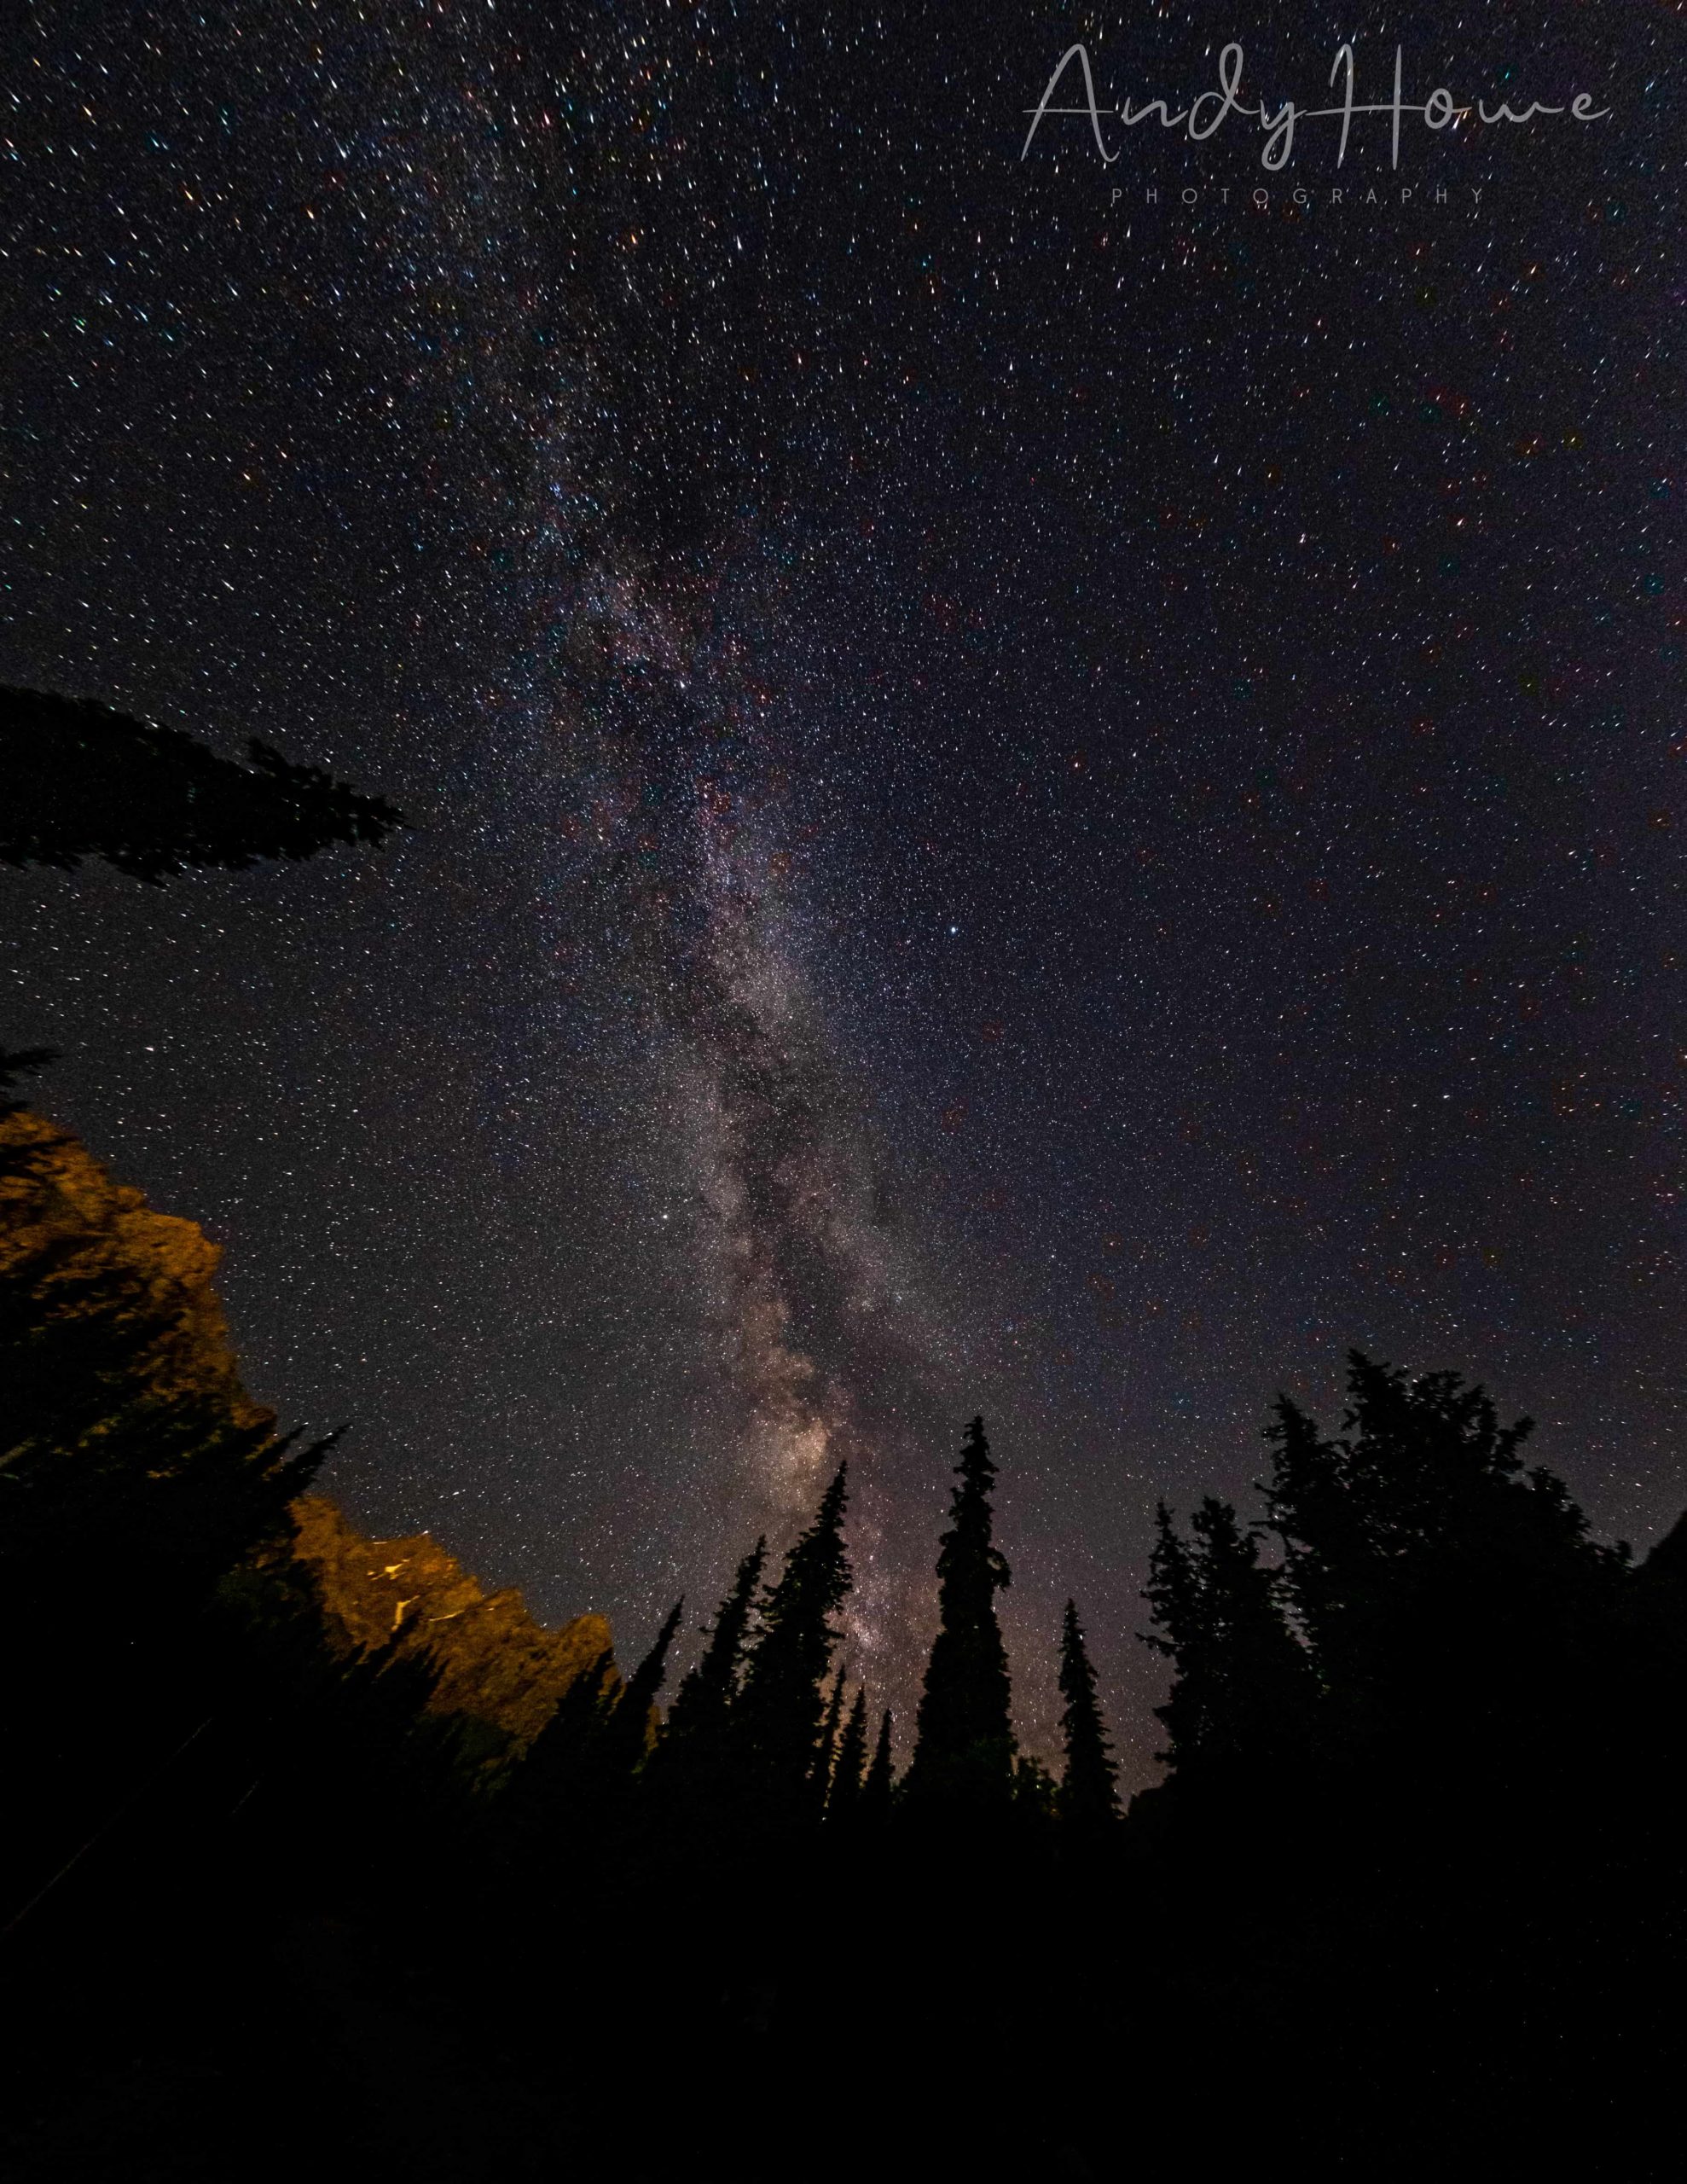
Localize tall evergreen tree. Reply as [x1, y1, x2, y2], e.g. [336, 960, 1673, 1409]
[860, 1710, 896, 1823]
[1056, 1600, 1120, 1828]
[827, 1689, 869, 1822]
[733, 1467, 851, 1812]
[644, 1542, 767, 1832]
[512, 1648, 617, 1805]
[594, 1599, 684, 1782]
[1142, 1496, 1309, 1778]
[812, 1667, 847, 1808]
[1261, 1354, 1623, 1787]
[658, 1538, 766, 1755]
[905, 1417, 1016, 1809]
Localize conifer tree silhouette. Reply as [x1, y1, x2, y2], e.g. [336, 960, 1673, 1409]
[813, 1666, 847, 1809]
[661, 1538, 767, 1754]
[507, 1647, 617, 1840]
[860, 1710, 896, 1824]
[1056, 1600, 1120, 1828]
[594, 1599, 683, 1783]
[905, 1417, 1016, 1810]
[733, 1467, 851, 1814]
[1261, 1353, 1621, 1794]
[0, 685, 402, 881]
[1142, 1496, 1307, 1778]
[646, 1541, 766, 1825]
[827, 1688, 870, 1822]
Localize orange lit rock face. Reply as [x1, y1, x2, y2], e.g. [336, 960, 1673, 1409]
[0, 1106, 271, 1461]
[287, 1493, 616, 1754]
[0, 1107, 615, 1757]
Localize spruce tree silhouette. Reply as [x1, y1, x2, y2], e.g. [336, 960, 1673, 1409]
[0, 684, 402, 880]
[1056, 1600, 1120, 1828]
[0, 1109, 328, 1575]
[1261, 1352, 1623, 1806]
[813, 1667, 847, 1809]
[860, 1710, 896, 1824]
[594, 1598, 683, 1784]
[904, 1416, 1016, 1811]
[733, 1467, 851, 1817]
[1141, 1496, 1309, 1782]
[645, 1539, 766, 1830]
[826, 1688, 870, 1822]
[231, 1591, 477, 1894]
[502, 1647, 618, 1856]
[661, 1537, 766, 1752]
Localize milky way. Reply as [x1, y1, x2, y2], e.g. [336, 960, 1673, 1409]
[543, 514, 960, 1684]
[3, 3, 1685, 1774]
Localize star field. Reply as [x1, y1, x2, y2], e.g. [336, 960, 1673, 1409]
[3, 2, 1684, 1779]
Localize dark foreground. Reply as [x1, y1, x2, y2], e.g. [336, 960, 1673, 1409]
[3, 1748, 1679, 2183]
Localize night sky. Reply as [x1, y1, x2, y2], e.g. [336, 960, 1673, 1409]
[4, 3, 1684, 1782]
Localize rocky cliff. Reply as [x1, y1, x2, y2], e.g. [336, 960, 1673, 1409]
[0, 1105, 271, 1462]
[285, 1493, 615, 1755]
[0, 1105, 617, 1760]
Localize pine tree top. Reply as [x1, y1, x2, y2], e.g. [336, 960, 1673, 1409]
[909, 1420, 1017, 1805]
[936, 1417, 1011, 1595]
[1057, 1597, 1120, 1827]
[732, 1467, 852, 1804]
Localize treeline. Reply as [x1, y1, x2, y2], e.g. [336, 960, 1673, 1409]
[484, 1421, 1122, 1873]
[1141, 1361, 1687, 1858]
[0, 1089, 1120, 1915]
[0, 1063, 1128, 1900]
[4, 1096, 1687, 2176]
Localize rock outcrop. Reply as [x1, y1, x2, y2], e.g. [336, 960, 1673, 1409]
[286, 1493, 615, 1755]
[0, 1105, 616, 1762]
[0, 1105, 271, 1462]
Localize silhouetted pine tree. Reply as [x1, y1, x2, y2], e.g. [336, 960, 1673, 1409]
[733, 1467, 851, 1815]
[502, 1647, 617, 1850]
[594, 1599, 683, 1784]
[0, 685, 402, 880]
[860, 1710, 896, 1823]
[1056, 1600, 1120, 1828]
[812, 1668, 847, 1808]
[904, 1416, 1016, 1810]
[239, 1600, 478, 1890]
[827, 1689, 869, 1822]
[1142, 1496, 1309, 1780]
[661, 1538, 767, 1754]
[1262, 1354, 1623, 1791]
